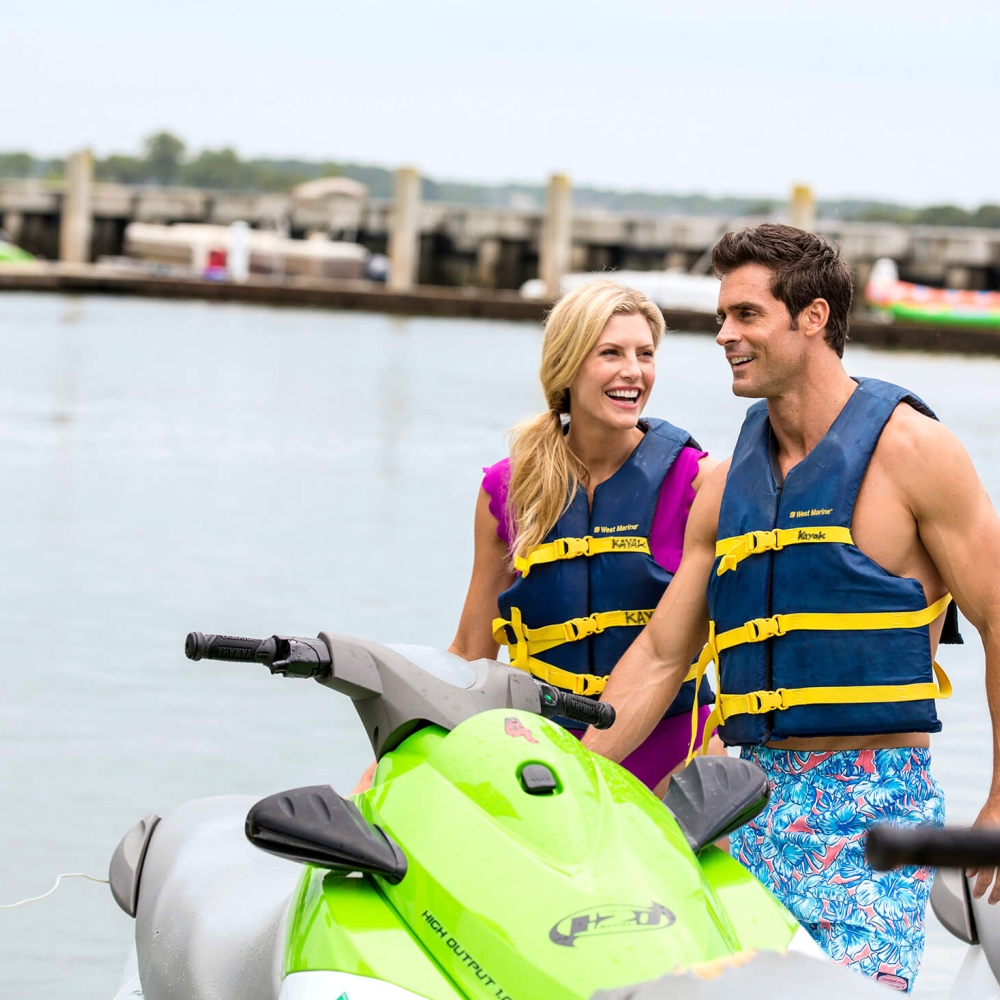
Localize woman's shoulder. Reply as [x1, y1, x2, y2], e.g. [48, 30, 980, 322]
[481, 457, 513, 548]
[481, 456, 511, 497]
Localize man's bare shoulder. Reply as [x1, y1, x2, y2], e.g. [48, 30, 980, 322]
[878, 401, 980, 515]
[881, 401, 959, 454]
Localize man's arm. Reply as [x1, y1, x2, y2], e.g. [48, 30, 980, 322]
[582, 460, 728, 761]
[895, 411, 1000, 901]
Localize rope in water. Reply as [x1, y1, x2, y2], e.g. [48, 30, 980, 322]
[0, 873, 109, 909]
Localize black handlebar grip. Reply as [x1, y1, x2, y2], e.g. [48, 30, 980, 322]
[558, 693, 617, 730]
[867, 825, 1000, 870]
[185, 631, 269, 663]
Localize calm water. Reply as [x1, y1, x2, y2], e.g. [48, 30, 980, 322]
[0, 293, 995, 998]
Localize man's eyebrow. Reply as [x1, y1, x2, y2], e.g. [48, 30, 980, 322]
[717, 300, 762, 317]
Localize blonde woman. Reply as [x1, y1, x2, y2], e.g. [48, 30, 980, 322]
[450, 280, 720, 791]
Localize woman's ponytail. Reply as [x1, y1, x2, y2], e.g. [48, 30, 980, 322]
[506, 407, 585, 566]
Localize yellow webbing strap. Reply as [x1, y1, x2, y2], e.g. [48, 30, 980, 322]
[715, 526, 855, 576]
[712, 592, 953, 655]
[515, 535, 650, 578]
[695, 662, 952, 758]
[503, 652, 699, 698]
[494, 605, 698, 697]
[492, 607, 657, 660]
[685, 592, 954, 761]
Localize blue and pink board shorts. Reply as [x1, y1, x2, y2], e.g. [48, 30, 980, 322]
[731, 746, 945, 993]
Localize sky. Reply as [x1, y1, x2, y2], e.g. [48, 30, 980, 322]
[5, 0, 999, 206]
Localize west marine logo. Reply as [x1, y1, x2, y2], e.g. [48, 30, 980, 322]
[788, 507, 833, 519]
[549, 902, 675, 947]
[593, 524, 640, 534]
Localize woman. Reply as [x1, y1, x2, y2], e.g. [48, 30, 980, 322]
[449, 279, 720, 792]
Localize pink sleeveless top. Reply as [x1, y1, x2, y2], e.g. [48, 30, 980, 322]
[481, 446, 706, 574]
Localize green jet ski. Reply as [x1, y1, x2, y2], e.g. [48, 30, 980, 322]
[108, 629, 842, 1000]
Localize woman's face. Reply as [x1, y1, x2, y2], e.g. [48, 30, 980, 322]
[567, 312, 657, 431]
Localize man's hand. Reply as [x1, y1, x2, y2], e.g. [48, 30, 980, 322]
[969, 796, 1000, 902]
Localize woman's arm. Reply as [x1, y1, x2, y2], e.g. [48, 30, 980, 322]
[691, 453, 721, 492]
[448, 487, 516, 661]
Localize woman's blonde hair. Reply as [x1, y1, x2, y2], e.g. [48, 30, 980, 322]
[506, 280, 665, 565]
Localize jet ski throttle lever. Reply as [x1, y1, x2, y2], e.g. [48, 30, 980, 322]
[185, 631, 332, 678]
[536, 682, 616, 730]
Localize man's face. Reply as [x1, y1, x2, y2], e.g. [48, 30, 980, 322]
[715, 264, 803, 399]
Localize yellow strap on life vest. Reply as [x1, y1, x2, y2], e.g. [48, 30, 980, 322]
[515, 535, 650, 578]
[685, 592, 954, 761]
[515, 655, 610, 696]
[694, 662, 952, 758]
[492, 607, 658, 660]
[494, 605, 698, 698]
[712, 592, 953, 655]
[502, 651, 699, 698]
[715, 526, 855, 576]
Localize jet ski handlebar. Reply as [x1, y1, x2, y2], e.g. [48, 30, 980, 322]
[867, 824, 1000, 870]
[536, 681, 616, 730]
[184, 632, 332, 678]
[184, 631, 616, 731]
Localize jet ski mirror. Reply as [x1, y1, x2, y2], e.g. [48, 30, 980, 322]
[245, 785, 407, 883]
[662, 756, 770, 853]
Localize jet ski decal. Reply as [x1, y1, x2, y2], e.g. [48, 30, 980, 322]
[504, 717, 538, 743]
[549, 902, 676, 947]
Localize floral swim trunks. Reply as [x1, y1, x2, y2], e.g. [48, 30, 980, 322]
[730, 746, 944, 993]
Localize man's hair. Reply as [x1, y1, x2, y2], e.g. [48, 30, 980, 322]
[711, 223, 854, 357]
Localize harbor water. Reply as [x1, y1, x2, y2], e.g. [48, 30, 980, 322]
[0, 293, 994, 998]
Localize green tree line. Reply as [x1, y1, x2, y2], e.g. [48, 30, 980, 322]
[1, 132, 998, 228]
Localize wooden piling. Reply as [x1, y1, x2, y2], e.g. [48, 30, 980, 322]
[475, 238, 501, 288]
[2, 210, 24, 245]
[387, 167, 421, 291]
[539, 174, 572, 299]
[59, 150, 94, 263]
[789, 184, 816, 233]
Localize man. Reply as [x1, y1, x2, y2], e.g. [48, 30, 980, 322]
[583, 223, 1000, 992]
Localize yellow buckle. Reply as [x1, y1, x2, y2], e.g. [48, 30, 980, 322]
[563, 614, 603, 641]
[574, 674, 603, 696]
[746, 689, 786, 714]
[556, 536, 592, 560]
[743, 615, 785, 642]
[748, 530, 782, 554]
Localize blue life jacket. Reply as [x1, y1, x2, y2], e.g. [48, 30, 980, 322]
[494, 418, 715, 722]
[702, 378, 957, 746]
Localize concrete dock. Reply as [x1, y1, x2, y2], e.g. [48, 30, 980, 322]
[2, 261, 998, 357]
[3, 176, 1000, 294]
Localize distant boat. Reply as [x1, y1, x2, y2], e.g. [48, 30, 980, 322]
[123, 223, 370, 281]
[866, 258, 1000, 329]
[521, 269, 721, 314]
